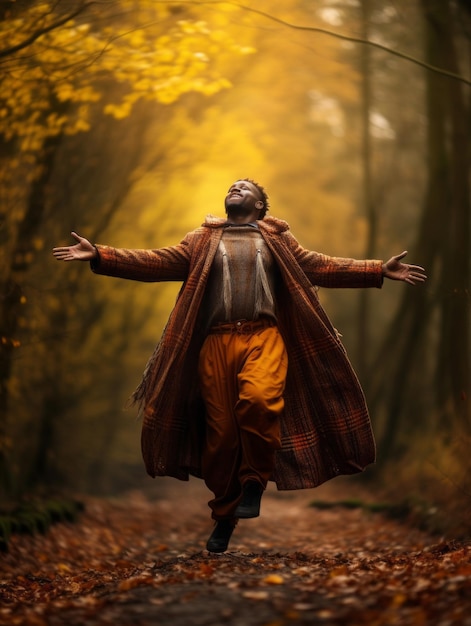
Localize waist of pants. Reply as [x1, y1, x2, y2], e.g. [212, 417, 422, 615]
[209, 317, 276, 335]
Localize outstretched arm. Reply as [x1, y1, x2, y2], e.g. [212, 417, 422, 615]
[53, 232, 97, 262]
[53, 230, 193, 282]
[382, 251, 427, 285]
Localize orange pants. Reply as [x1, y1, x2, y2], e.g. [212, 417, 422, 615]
[198, 321, 288, 520]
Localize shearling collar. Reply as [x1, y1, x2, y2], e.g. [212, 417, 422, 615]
[203, 215, 290, 234]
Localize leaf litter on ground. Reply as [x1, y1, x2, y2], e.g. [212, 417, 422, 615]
[1, 477, 470, 626]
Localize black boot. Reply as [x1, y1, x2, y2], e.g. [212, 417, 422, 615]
[234, 480, 263, 518]
[206, 519, 236, 553]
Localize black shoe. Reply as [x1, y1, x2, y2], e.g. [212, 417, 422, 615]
[206, 519, 236, 553]
[234, 480, 263, 518]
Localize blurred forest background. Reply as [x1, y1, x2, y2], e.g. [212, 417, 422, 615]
[0, 0, 470, 535]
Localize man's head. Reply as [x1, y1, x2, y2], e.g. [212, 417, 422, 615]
[224, 178, 270, 221]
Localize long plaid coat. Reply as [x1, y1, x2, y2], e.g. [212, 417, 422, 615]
[93, 216, 384, 490]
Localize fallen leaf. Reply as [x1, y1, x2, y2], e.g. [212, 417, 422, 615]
[263, 574, 284, 585]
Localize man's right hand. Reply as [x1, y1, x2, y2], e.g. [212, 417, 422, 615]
[52, 232, 97, 262]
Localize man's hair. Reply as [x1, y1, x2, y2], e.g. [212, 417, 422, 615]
[242, 178, 270, 218]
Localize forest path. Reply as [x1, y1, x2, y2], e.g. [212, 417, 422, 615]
[1, 477, 470, 626]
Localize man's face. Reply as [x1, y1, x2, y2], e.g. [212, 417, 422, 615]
[224, 180, 263, 214]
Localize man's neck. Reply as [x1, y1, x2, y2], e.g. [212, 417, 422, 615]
[226, 210, 260, 225]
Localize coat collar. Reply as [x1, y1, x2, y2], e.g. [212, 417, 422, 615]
[203, 215, 290, 234]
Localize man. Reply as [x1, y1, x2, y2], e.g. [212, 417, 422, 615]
[53, 178, 426, 553]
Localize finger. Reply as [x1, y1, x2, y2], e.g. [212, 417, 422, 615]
[71, 231, 82, 242]
[53, 251, 70, 260]
[406, 274, 426, 285]
[395, 250, 408, 261]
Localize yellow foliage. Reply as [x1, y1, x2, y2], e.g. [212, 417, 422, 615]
[0, 0, 252, 152]
[71, 118, 91, 132]
[103, 102, 132, 120]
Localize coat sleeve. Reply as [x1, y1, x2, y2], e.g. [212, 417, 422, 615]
[90, 232, 194, 282]
[282, 231, 384, 289]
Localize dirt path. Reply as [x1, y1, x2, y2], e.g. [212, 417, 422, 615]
[1, 478, 470, 625]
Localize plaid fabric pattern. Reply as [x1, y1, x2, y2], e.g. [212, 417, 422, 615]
[92, 216, 384, 490]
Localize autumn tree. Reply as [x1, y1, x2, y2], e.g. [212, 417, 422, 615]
[0, 0, 253, 497]
[366, 0, 470, 461]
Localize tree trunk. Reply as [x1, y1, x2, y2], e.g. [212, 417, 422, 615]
[433, 0, 470, 426]
[370, 0, 470, 460]
[0, 134, 61, 497]
[356, 0, 376, 380]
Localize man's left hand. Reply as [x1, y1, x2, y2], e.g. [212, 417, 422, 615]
[382, 251, 427, 285]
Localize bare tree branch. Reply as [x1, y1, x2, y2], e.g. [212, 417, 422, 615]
[2, 0, 469, 85]
[0, 1, 95, 59]
[165, 0, 471, 87]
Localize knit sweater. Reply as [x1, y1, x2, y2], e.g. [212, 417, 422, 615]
[200, 225, 278, 327]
